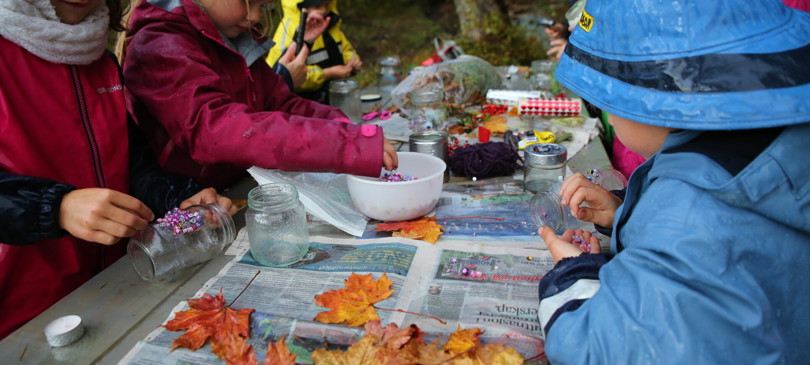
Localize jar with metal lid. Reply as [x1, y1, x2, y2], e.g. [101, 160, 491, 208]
[328, 79, 361, 124]
[378, 56, 401, 94]
[523, 143, 567, 193]
[409, 131, 450, 182]
[529, 180, 578, 234]
[246, 183, 310, 267]
[128, 203, 236, 282]
[409, 88, 446, 133]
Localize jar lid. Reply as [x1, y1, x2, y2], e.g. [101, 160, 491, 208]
[380, 56, 401, 67]
[524, 143, 567, 165]
[529, 191, 566, 233]
[328, 79, 359, 92]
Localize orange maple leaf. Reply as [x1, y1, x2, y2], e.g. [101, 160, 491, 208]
[375, 217, 444, 243]
[312, 321, 525, 365]
[314, 272, 395, 327]
[263, 336, 296, 365]
[311, 320, 423, 364]
[164, 289, 257, 365]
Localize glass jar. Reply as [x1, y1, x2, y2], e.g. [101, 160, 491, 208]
[377, 56, 401, 94]
[524, 143, 567, 193]
[246, 183, 310, 267]
[328, 79, 361, 124]
[409, 88, 446, 133]
[529, 180, 578, 234]
[128, 204, 235, 282]
[585, 168, 628, 191]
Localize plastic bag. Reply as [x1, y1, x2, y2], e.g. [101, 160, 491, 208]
[247, 167, 368, 237]
[392, 55, 502, 110]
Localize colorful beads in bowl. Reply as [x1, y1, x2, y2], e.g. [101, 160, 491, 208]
[378, 171, 417, 182]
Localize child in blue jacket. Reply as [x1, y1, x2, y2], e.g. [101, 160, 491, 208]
[536, 0, 810, 363]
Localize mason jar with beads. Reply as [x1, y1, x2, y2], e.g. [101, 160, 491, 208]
[127, 204, 236, 282]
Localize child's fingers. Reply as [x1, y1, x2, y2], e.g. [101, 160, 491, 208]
[282, 42, 297, 61]
[295, 43, 309, 62]
[560, 173, 588, 205]
[590, 235, 601, 254]
[539, 227, 582, 264]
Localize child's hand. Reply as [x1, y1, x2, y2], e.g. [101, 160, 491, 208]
[323, 64, 354, 80]
[383, 137, 399, 171]
[304, 14, 330, 43]
[179, 187, 237, 215]
[347, 57, 362, 72]
[59, 188, 154, 245]
[538, 227, 601, 264]
[278, 42, 309, 89]
[560, 173, 622, 228]
[546, 38, 568, 61]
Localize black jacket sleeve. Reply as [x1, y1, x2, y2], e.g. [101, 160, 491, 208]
[0, 173, 75, 245]
[272, 62, 296, 91]
[127, 120, 201, 218]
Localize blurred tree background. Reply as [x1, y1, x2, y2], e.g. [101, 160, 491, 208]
[114, 0, 572, 85]
[265, 0, 572, 85]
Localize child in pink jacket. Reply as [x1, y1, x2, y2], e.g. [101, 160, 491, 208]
[123, 0, 397, 190]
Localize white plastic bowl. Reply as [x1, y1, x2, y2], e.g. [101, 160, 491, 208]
[347, 152, 446, 222]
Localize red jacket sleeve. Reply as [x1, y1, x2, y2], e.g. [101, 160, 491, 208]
[124, 25, 384, 178]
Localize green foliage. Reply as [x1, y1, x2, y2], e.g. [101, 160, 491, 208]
[456, 23, 548, 66]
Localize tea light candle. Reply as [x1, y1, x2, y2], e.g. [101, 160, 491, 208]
[44, 315, 85, 347]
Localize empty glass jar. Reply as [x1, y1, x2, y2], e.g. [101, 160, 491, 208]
[329, 79, 361, 124]
[246, 183, 310, 267]
[409, 88, 446, 133]
[128, 204, 235, 282]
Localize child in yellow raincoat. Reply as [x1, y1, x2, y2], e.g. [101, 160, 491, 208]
[267, 0, 361, 104]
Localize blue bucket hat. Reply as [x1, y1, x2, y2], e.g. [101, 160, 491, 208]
[555, 0, 810, 130]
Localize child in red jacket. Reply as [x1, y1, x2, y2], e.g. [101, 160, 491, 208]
[0, 0, 235, 339]
[123, 0, 398, 190]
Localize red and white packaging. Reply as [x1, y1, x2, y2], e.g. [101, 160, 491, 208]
[519, 98, 581, 117]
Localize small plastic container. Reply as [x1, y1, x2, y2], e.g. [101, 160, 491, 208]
[523, 143, 567, 193]
[128, 204, 235, 282]
[530, 180, 578, 234]
[409, 88, 446, 133]
[328, 79, 361, 124]
[246, 183, 310, 267]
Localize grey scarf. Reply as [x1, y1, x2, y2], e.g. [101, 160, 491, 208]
[0, 0, 109, 65]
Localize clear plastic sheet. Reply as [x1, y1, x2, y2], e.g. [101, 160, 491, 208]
[247, 168, 368, 237]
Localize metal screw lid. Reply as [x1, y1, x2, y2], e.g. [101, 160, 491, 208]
[524, 143, 567, 165]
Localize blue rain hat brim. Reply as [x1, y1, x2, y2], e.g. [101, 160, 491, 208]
[555, 4, 810, 130]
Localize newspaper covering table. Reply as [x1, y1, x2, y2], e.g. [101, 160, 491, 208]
[119, 225, 556, 364]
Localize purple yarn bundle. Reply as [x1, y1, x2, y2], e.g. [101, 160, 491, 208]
[448, 142, 522, 179]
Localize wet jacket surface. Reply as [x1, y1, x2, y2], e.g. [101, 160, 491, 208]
[537, 124, 810, 363]
[0, 35, 199, 339]
[267, 0, 359, 92]
[124, 0, 383, 190]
